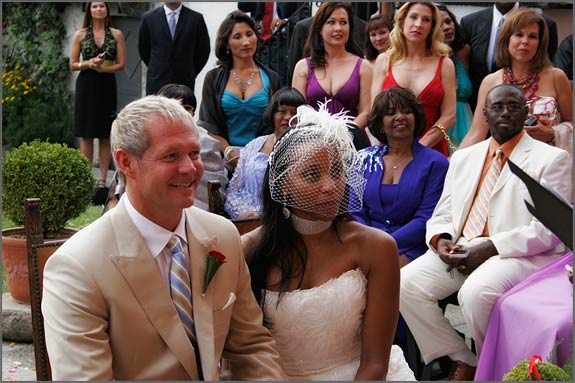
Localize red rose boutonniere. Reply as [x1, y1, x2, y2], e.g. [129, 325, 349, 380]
[203, 250, 226, 294]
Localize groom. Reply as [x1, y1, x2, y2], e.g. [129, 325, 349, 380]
[42, 96, 285, 380]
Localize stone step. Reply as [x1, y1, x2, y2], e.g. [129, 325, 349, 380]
[2, 293, 32, 342]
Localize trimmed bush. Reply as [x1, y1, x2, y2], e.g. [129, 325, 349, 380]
[2, 140, 95, 233]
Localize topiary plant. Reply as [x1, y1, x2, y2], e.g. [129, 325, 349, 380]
[503, 358, 571, 381]
[2, 140, 95, 234]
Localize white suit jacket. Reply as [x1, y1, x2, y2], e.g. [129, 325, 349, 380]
[426, 133, 572, 263]
[42, 200, 283, 380]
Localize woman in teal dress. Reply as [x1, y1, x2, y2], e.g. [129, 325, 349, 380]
[198, 11, 280, 172]
[437, 3, 473, 151]
[70, 2, 125, 197]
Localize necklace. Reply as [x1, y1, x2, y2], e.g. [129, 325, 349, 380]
[385, 154, 411, 170]
[502, 67, 539, 101]
[232, 67, 256, 97]
[291, 214, 333, 235]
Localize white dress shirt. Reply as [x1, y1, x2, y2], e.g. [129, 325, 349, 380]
[487, 2, 519, 71]
[123, 193, 188, 287]
[164, 3, 182, 26]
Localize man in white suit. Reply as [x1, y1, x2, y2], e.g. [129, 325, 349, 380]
[42, 96, 285, 380]
[400, 84, 572, 381]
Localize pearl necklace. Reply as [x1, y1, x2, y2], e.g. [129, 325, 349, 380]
[291, 214, 333, 235]
[232, 67, 256, 97]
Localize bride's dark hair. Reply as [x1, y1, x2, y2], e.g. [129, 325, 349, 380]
[247, 167, 351, 314]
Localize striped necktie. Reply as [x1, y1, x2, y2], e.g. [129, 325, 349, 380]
[463, 149, 504, 240]
[168, 235, 195, 338]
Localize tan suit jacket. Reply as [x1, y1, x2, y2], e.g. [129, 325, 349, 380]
[427, 133, 572, 262]
[42, 200, 284, 380]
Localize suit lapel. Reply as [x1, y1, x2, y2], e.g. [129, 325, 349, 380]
[186, 208, 217, 381]
[492, 134, 533, 197]
[109, 202, 200, 380]
[476, 10, 493, 69]
[154, 7, 172, 42]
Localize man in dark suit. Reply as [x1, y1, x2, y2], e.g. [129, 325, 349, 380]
[287, 4, 367, 84]
[461, 2, 558, 111]
[138, 2, 210, 95]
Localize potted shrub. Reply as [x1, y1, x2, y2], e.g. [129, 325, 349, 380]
[2, 140, 94, 302]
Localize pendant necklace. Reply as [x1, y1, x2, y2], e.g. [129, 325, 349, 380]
[232, 67, 256, 98]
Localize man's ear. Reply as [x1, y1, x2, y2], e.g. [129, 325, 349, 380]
[115, 148, 136, 180]
[483, 108, 488, 121]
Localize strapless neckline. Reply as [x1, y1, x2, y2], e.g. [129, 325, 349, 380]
[264, 267, 365, 296]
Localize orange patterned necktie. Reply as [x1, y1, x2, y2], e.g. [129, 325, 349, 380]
[463, 149, 504, 240]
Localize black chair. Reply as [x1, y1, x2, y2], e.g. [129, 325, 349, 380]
[25, 198, 69, 381]
[405, 292, 476, 380]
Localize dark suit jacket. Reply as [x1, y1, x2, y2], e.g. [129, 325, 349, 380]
[254, 2, 303, 21]
[461, 5, 558, 111]
[138, 5, 211, 95]
[288, 15, 367, 84]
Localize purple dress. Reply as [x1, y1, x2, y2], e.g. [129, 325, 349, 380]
[475, 252, 573, 380]
[305, 57, 369, 149]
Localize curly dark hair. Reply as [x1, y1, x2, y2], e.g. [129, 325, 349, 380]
[368, 87, 427, 144]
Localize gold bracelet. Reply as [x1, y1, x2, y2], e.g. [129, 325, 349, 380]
[79, 62, 82, 70]
[433, 123, 456, 154]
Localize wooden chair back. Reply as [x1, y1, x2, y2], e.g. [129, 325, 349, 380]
[25, 198, 67, 382]
[207, 180, 261, 235]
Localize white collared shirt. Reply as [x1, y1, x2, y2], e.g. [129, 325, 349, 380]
[487, 2, 519, 71]
[163, 3, 182, 26]
[123, 193, 188, 286]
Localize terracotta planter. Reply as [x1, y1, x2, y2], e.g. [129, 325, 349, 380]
[2, 227, 77, 303]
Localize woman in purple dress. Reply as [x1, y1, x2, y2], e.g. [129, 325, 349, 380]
[353, 86, 448, 265]
[291, 2, 373, 150]
[352, 86, 449, 353]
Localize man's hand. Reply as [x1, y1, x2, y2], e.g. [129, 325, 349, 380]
[455, 240, 498, 275]
[436, 237, 467, 272]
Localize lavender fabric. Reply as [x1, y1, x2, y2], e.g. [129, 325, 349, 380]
[475, 252, 573, 380]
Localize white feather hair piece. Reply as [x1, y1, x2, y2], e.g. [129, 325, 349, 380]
[293, 101, 356, 151]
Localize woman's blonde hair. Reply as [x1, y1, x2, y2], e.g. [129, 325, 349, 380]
[495, 8, 551, 72]
[386, 2, 450, 70]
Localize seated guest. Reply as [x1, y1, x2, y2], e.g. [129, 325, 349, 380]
[353, 87, 449, 267]
[157, 84, 228, 211]
[400, 84, 572, 381]
[460, 8, 572, 158]
[198, 10, 280, 170]
[292, 2, 373, 150]
[364, 14, 393, 65]
[101, 84, 228, 213]
[352, 86, 448, 354]
[224, 87, 306, 218]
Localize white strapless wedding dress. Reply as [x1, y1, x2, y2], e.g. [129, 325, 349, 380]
[263, 268, 416, 381]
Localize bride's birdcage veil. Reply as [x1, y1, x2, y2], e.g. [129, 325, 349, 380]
[267, 103, 366, 217]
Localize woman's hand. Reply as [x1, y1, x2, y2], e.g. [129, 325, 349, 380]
[524, 119, 555, 143]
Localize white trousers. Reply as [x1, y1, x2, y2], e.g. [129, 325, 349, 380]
[399, 249, 551, 364]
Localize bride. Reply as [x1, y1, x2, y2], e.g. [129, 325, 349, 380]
[243, 104, 416, 381]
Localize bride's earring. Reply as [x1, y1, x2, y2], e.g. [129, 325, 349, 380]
[282, 206, 291, 219]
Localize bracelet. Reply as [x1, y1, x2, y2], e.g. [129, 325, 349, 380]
[433, 123, 456, 154]
[223, 146, 236, 163]
[78, 61, 82, 70]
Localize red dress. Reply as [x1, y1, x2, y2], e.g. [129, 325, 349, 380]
[381, 56, 449, 156]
